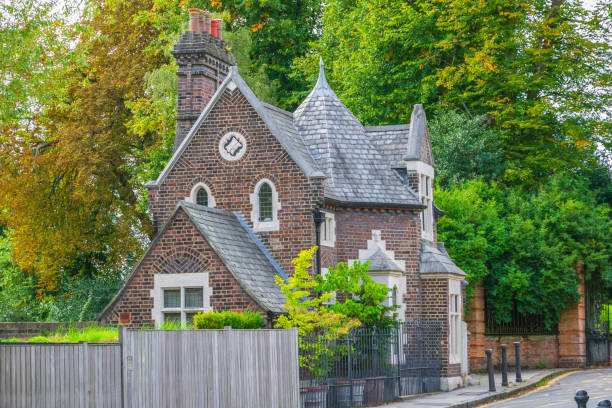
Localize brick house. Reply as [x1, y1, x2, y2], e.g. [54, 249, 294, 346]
[99, 9, 469, 389]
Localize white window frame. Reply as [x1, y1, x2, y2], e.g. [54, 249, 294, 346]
[406, 161, 434, 241]
[186, 182, 216, 207]
[250, 178, 281, 232]
[420, 174, 433, 241]
[449, 279, 462, 364]
[150, 273, 213, 325]
[320, 212, 336, 247]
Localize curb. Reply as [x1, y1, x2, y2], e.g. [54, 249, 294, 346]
[447, 369, 572, 408]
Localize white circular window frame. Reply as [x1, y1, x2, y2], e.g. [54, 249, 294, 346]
[218, 132, 247, 162]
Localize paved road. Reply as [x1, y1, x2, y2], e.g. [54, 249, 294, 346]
[483, 368, 612, 408]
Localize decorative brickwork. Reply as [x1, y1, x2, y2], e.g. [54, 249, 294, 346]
[99, 209, 264, 327]
[331, 209, 422, 319]
[148, 88, 324, 273]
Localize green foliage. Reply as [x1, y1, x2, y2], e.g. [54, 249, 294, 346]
[436, 175, 612, 329]
[315, 261, 396, 328]
[428, 110, 505, 188]
[155, 320, 194, 330]
[274, 247, 361, 337]
[193, 310, 264, 329]
[202, 0, 322, 109]
[295, 0, 611, 182]
[275, 248, 360, 377]
[0, 233, 39, 322]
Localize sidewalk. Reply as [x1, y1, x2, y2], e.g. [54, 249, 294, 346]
[380, 369, 569, 408]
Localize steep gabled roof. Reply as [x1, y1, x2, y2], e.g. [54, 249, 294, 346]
[99, 202, 287, 319]
[146, 67, 325, 189]
[180, 202, 286, 313]
[405, 104, 434, 166]
[293, 59, 422, 207]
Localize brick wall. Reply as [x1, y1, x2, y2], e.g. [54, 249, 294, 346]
[482, 335, 559, 370]
[331, 208, 422, 319]
[99, 209, 264, 327]
[148, 87, 324, 273]
[466, 281, 486, 372]
[421, 277, 450, 376]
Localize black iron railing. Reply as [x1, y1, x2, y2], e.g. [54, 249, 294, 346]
[299, 321, 442, 408]
[485, 305, 558, 336]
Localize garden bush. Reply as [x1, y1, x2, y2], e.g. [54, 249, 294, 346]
[193, 310, 263, 329]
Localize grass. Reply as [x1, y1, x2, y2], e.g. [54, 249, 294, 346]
[0, 319, 206, 343]
[0, 325, 119, 343]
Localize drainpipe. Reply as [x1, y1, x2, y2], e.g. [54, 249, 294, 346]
[313, 209, 325, 276]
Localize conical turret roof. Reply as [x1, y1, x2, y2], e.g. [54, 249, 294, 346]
[294, 59, 421, 206]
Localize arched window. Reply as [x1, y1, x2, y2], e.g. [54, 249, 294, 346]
[392, 287, 398, 307]
[250, 178, 281, 232]
[258, 183, 273, 221]
[196, 188, 208, 206]
[187, 182, 215, 208]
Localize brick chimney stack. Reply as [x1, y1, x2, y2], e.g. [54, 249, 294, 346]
[172, 9, 234, 151]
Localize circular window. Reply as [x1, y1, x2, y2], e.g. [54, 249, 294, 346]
[218, 132, 247, 162]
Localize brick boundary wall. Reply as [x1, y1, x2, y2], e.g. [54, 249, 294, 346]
[0, 322, 96, 339]
[468, 270, 588, 371]
[482, 335, 559, 370]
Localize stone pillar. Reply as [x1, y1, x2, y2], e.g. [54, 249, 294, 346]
[466, 281, 486, 372]
[558, 272, 586, 368]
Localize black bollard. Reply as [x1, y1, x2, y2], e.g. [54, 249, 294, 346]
[513, 342, 522, 382]
[486, 348, 496, 392]
[500, 344, 508, 387]
[574, 390, 589, 408]
[597, 401, 612, 408]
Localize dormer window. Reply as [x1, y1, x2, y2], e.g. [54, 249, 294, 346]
[187, 182, 215, 208]
[250, 178, 281, 232]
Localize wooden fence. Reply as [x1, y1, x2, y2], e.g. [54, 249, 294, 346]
[123, 329, 299, 408]
[0, 328, 299, 408]
[0, 343, 121, 408]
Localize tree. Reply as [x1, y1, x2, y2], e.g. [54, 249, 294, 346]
[201, 0, 322, 109]
[428, 110, 505, 188]
[274, 247, 360, 337]
[295, 0, 611, 184]
[315, 261, 397, 328]
[0, 0, 166, 291]
[435, 175, 612, 329]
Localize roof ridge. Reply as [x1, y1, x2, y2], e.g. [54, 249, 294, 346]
[365, 124, 411, 132]
[261, 101, 293, 117]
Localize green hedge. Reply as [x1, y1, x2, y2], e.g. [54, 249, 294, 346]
[192, 310, 264, 329]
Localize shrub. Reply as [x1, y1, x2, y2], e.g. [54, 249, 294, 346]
[193, 310, 264, 329]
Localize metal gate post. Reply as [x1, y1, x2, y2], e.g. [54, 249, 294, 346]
[396, 323, 402, 397]
[348, 332, 354, 408]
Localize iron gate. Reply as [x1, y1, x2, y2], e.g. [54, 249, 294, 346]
[299, 321, 442, 407]
[585, 282, 611, 366]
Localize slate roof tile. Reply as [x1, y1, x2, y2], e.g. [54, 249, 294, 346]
[181, 201, 286, 313]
